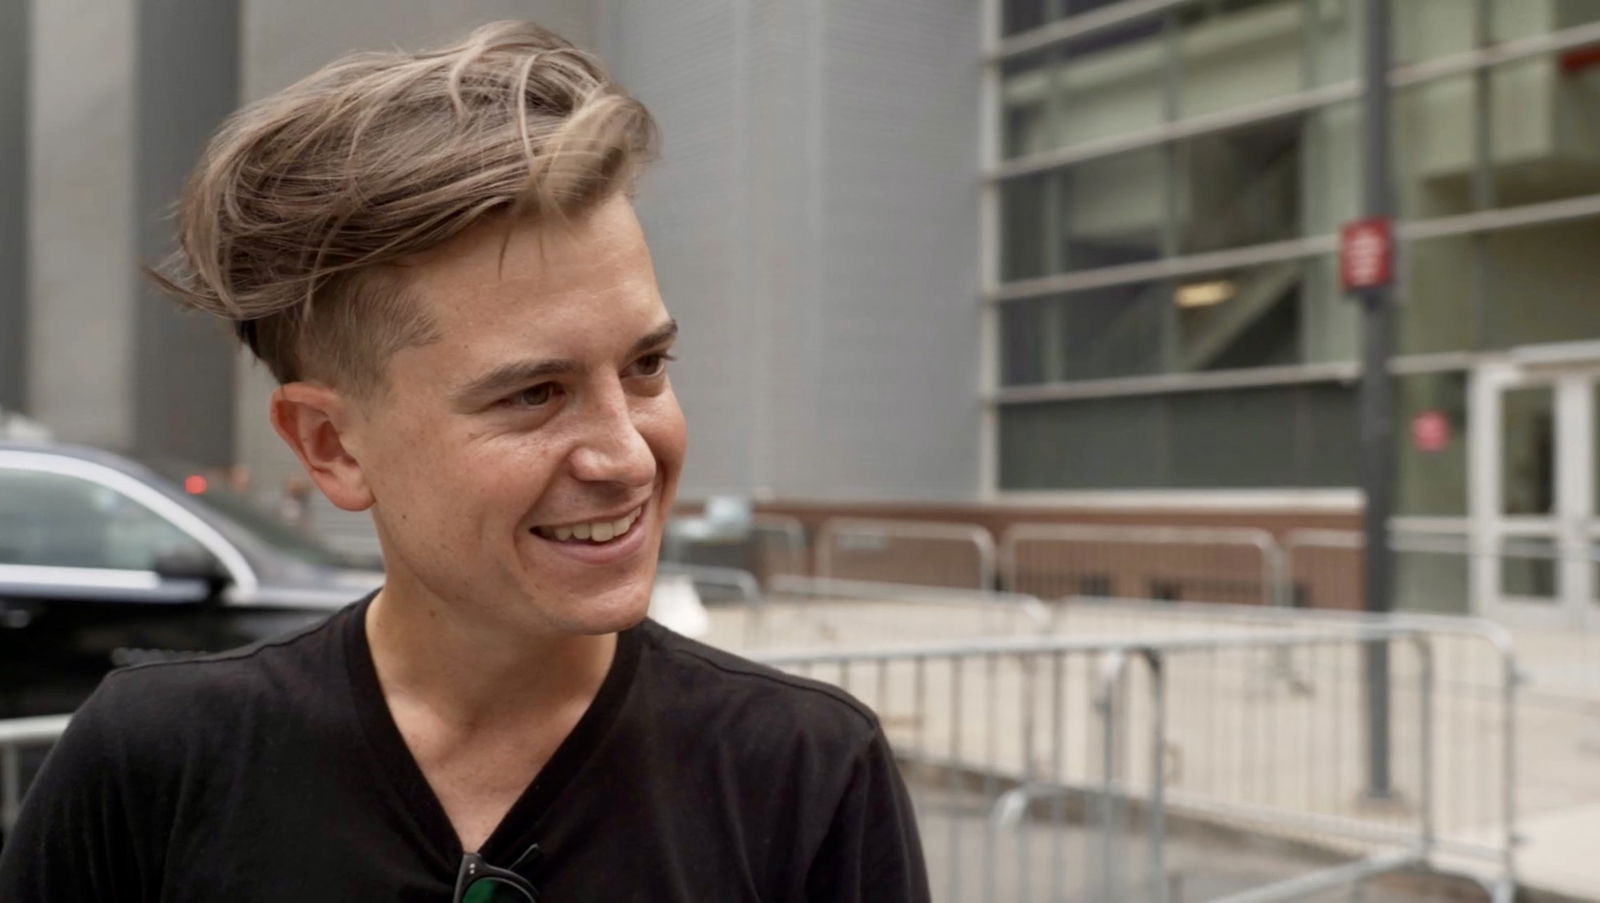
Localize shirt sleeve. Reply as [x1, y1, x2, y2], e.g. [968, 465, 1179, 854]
[804, 725, 931, 903]
[0, 677, 166, 902]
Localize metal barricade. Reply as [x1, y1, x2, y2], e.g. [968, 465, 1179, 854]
[0, 714, 71, 837]
[756, 621, 1517, 903]
[704, 575, 1053, 653]
[0, 620, 1518, 902]
[1001, 524, 1287, 608]
[1285, 528, 1480, 615]
[751, 513, 809, 580]
[815, 519, 997, 590]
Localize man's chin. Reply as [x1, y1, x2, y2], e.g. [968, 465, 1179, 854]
[546, 585, 655, 636]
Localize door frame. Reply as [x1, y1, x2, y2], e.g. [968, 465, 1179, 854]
[1470, 355, 1600, 630]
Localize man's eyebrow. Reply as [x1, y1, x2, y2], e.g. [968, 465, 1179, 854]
[451, 358, 580, 407]
[630, 319, 679, 356]
[451, 319, 679, 407]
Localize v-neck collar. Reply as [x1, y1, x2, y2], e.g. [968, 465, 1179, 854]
[340, 591, 643, 870]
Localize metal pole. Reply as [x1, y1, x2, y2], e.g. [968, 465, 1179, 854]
[1359, 0, 1397, 800]
[1147, 652, 1169, 903]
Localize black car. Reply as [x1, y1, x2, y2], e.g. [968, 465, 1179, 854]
[0, 441, 384, 717]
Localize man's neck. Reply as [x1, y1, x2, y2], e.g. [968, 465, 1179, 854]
[364, 584, 617, 736]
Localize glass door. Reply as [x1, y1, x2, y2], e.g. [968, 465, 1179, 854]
[1472, 362, 1600, 630]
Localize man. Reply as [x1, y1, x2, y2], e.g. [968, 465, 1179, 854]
[0, 21, 928, 901]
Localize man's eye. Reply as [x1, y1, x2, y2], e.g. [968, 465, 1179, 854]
[630, 353, 674, 378]
[508, 384, 557, 408]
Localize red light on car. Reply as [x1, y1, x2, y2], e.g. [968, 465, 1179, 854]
[184, 475, 208, 495]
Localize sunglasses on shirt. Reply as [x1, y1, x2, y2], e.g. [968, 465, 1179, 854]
[452, 846, 542, 902]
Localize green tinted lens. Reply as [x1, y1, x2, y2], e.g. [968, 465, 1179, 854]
[462, 877, 536, 903]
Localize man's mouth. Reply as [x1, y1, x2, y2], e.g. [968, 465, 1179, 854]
[532, 506, 645, 544]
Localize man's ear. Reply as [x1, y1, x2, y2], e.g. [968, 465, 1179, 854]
[269, 383, 375, 512]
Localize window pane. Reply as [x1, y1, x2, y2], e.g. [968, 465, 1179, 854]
[999, 283, 1169, 386]
[1594, 381, 1600, 520]
[1000, 395, 1168, 490]
[1501, 536, 1559, 601]
[1002, 21, 1168, 159]
[1000, 150, 1168, 282]
[1484, 219, 1600, 348]
[1303, 254, 1361, 363]
[1176, 0, 1308, 118]
[1395, 371, 1469, 517]
[1394, 541, 1471, 615]
[0, 469, 201, 570]
[1393, 1, 1477, 65]
[1395, 74, 1478, 220]
[1000, 171, 1051, 281]
[1176, 116, 1305, 254]
[1303, 101, 1361, 236]
[1167, 385, 1303, 487]
[1003, 0, 1049, 37]
[1308, 0, 1358, 86]
[1491, 0, 1600, 42]
[1060, 149, 1168, 270]
[1488, 54, 1600, 208]
[1400, 233, 1480, 355]
[1001, 51, 1057, 159]
[1175, 260, 1305, 371]
[998, 382, 1358, 489]
[1501, 387, 1556, 517]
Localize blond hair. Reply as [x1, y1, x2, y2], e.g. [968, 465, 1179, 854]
[153, 20, 657, 398]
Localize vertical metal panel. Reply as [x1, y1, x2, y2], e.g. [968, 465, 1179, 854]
[133, 0, 241, 468]
[814, 0, 983, 499]
[27, 0, 138, 449]
[0, 0, 28, 414]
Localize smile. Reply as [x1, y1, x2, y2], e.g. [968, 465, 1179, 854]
[532, 507, 645, 544]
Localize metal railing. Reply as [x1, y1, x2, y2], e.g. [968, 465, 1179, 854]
[756, 621, 1517, 903]
[0, 616, 1519, 902]
[703, 575, 1053, 653]
[1001, 523, 1286, 607]
[751, 513, 809, 580]
[815, 519, 998, 591]
[0, 714, 71, 836]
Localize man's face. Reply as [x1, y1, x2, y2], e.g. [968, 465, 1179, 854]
[349, 195, 686, 636]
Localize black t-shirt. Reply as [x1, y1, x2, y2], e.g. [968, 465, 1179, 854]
[0, 595, 929, 901]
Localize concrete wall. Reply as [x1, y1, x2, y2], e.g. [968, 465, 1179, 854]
[0, 0, 27, 414]
[28, 0, 139, 450]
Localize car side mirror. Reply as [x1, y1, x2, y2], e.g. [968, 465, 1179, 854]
[152, 546, 231, 594]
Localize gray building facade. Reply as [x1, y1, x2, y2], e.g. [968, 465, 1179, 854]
[4, 0, 981, 503]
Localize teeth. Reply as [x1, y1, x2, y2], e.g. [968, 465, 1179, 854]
[536, 507, 643, 544]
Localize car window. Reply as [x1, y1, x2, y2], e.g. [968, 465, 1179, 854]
[186, 486, 357, 569]
[0, 467, 205, 570]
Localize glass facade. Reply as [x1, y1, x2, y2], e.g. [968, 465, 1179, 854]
[992, 0, 1600, 492]
[999, 382, 1358, 490]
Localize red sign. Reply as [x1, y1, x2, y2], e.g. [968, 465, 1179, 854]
[1340, 217, 1394, 292]
[1412, 410, 1451, 454]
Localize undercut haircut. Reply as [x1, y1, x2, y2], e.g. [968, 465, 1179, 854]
[152, 20, 657, 400]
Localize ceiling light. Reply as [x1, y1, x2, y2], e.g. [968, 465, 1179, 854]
[1175, 280, 1235, 309]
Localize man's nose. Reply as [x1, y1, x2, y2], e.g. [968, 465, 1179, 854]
[568, 385, 656, 487]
